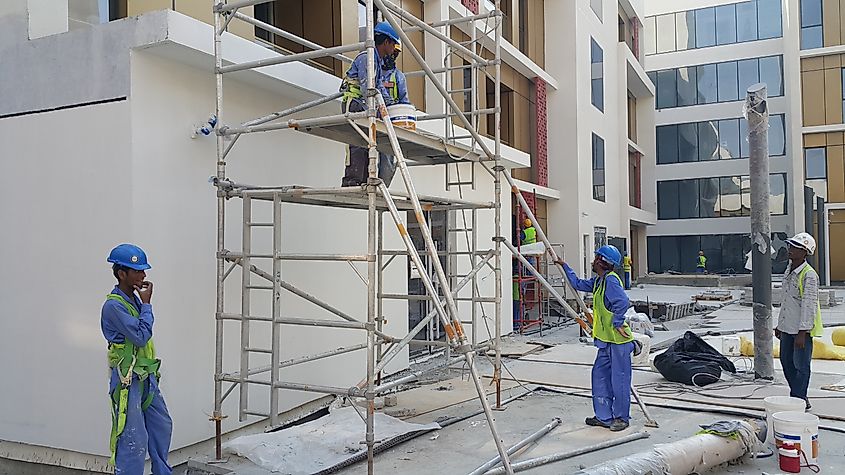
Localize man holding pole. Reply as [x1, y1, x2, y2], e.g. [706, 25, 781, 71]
[556, 245, 634, 431]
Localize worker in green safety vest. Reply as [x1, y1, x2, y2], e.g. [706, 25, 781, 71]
[382, 42, 409, 105]
[339, 22, 400, 187]
[696, 250, 707, 273]
[101, 244, 172, 474]
[775, 232, 824, 410]
[556, 245, 634, 432]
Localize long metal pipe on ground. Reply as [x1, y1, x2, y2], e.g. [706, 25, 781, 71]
[485, 432, 651, 475]
[573, 420, 764, 475]
[468, 418, 561, 475]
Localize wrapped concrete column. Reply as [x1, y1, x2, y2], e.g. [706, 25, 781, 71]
[574, 420, 764, 475]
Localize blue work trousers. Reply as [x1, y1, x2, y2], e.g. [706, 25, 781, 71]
[623, 271, 631, 290]
[592, 342, 635, 423]
[779, 333, 814, 401]
[109, 371, 173, 475]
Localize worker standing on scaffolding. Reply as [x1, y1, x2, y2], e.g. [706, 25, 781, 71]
[102, 244, 172, 475]
[340, 21, 401, 187]
[383, 42, 409, 105]
[556, 245, 634, 432]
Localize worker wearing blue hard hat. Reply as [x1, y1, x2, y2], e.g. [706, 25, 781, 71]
[102, 244, 173, 474]
[340, 21, 401, 187]
[556, 244, 635, 432]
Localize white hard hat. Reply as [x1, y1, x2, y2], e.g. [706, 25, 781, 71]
[786, 232, 816, 255]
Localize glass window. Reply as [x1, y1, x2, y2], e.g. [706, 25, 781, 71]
[591, 0, 603, 22]
[716, 4, 737, 45]
[719, 176, 743, 217]
[769, 114, 786, 156]
[657, 69, 677, 109]
[699, 120, 720, 161]
[802, 26, 824, 49]
[737, 58, 760, 96]
[676, 11, 696, 51]
[699, 178, 721, 217]
[680, 236, 702, 272]
[736, 1, 758, 42]
[657, 125, 679, 164]
[658, 181, 680, 219]
[591, 38, 604, 112]
[722, 234, 747, 272]
[701, 235, 724, 272]
[678, 123, 699, 162]
[696, 63, 718, 104]
[695, 7, 717, 47]
[647, 236, 661, 272]
[717, 61, 739, 102]
[759, 56, 783, 96]
[677, 67, 698, 106]
[656, 14, 676, 53]
[757, 0, 783, 39]
[718, 119, 741, 159]
[592, 133, 606, 202]
[842, 68, 845, 121]
[805, 147, 827, 179]
[679, 179, 700, 218]
[660, 236, 681, 272]
[740, 175, 751, 216]
[644, 16, 656, 55]
[739, 118, 750, 158]
[770, 173, 787, 215]
[800, 0, 823, 49]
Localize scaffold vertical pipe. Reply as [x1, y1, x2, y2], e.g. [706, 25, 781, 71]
[212, 7, 226, 460]
[472, 208, 479, 347]
[239, 196, 252, 421]
[376, 212, 384, 385]
[493, 0, 504, 410]
[270, 194, 282, 426]
[364, 1, 377, 473]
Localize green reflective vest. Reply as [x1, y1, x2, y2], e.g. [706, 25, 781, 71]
[797, 265, 824, 338]
[106, 293, 161, 464]
[592, 272, 634, 344]
[388, 71, 399, 102]
[523, 227, 537, 245]
[697, 255, 707, 268]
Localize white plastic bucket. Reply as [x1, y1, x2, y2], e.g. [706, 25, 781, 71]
[387, 104, 416, 131]
[722, 335, 741, 356]
[764, 396, 805, 445]
[772, 411, 820, 465]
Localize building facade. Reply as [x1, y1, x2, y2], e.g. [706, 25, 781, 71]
[643, 0, 806, 275]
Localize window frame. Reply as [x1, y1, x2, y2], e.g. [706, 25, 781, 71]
[592, 133, 607, 202]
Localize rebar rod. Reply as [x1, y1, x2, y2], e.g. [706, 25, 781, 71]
[219, 43, 363, 74]
[468, 418, 562, 475]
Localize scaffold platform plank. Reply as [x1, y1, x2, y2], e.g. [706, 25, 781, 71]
[228, 185, 494, 211]
[296, 119, 485, 165]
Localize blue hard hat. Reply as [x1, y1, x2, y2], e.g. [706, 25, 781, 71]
[374, 21, 400, 44]
[107, 243, 151, 270]
[595, 245, 622, 268]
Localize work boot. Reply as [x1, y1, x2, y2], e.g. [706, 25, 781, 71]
[585, 416, 609, 428]
[805, 399, 812, 410]
[609, 419, 629, 432]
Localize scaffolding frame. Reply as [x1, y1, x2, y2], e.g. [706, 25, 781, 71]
[208, 0, 601, 472]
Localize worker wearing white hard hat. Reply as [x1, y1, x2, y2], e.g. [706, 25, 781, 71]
[775, 232, 823, 410]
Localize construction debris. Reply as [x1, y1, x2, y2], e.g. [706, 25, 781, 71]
[693, 290, 733, 302]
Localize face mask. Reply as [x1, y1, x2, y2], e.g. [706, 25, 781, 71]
[382, 55, 396, 71]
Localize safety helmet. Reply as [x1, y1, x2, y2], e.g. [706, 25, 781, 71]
[595, 245, 622, 268]
[786, 232, 816, 255]
[107, 243, 151, 270]
[523, 218, 532, 227]
[374, 22, 401, 44]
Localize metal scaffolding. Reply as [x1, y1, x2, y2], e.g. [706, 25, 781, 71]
[208, 1, 597, 473]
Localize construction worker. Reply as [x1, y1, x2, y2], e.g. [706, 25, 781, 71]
[775, 233, 823, 410]
[696, 250, 707, 273]
[102, 244, 172, 475]
[340, 21, 400, 187]
[622, 253, 632, 290]
[382, 42, 409, 105]
[556, 245, 634, 432]
[520, 218, 537, 245]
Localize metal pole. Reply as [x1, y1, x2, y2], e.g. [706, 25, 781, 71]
[269, 194, 282, 426]
[377, 212, 385, 385]
[364, 1, 377, 471]
[804, 186, 817, 269]
[747, 83, 773, 380]
[817, 197, 827, 285]
[232, 12, 353, 64]
[486, 432, 651, 475]
[468, 418, 562, 475]
[238, 197, 252, 421]
[493, 0, 503, 410]
[212, 8, 226, 460]
[219, 43, 364, 74]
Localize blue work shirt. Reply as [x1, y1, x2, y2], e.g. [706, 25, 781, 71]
[384, 67, 410, 104]
[101, 286, 154, 347]
[346, 50, 394, 105]
[562, 263, 630, 348]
